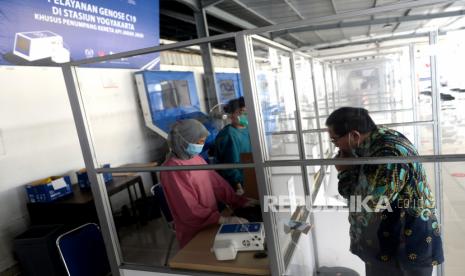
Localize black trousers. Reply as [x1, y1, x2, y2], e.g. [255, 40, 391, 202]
[365, 260, 433, 276]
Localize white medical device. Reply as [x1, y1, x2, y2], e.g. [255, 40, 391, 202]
[13, 31, 70, 63]
[212, 223, 265, 261]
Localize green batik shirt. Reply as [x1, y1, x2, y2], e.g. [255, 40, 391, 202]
[338, 127, 444, 267]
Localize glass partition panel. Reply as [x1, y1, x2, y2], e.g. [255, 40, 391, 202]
[330, 49, 419, 129]
[441, 161, 465, 275]
[370, 109, 415, 125]
[267, 166, 307, 259]
[313, 61, 329, 121]
[314, 151, 437, 209]
[388, 124, 434, 155]
[294, 54, 317, 131]
[268, 134, 300, 160]
[437, 31, 465, 155]
[312, 158, 440, 275]
[321, 131, 332, 158]
[113, 171, 173, 266]
[73, 39, 250, 167]
[74, 66, 165, 166]
[71, 39, 272, 273]
[251, 39, 299, 161]
[284, 230, 316, 275]
[324, 64, 336, 113]
[414, 43, 434, 123]
[318, 118, 433, 161]
[303, 132, 321, 160]
[311, 156, 441, 275]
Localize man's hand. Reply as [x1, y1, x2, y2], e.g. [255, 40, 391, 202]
[335, 150, 355, 172]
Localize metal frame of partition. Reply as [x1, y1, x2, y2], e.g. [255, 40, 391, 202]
[239, 33, 319, 272]
[291, 52, 321, 269]
[429, 29, 444, 276]
[62, 66, 122, 276]
[60, 1, 460, 276]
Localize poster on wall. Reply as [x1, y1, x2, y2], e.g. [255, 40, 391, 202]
[0, 0, 159, 69]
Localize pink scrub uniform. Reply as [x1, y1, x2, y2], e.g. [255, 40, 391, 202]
[160, 155, 248, 248]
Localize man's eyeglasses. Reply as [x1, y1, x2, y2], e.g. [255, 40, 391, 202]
[330, 133, 348, 144]
[330, 136, 341, 144]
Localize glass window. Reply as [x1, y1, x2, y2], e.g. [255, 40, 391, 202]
[218, 79, 236, 101]
[252, 39, 298, 161]
[156, 80, 191, 110]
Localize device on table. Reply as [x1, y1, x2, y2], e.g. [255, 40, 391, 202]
[212, 222, 265, 261]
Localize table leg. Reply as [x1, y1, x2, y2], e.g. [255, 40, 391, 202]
[135, 179, 147, 224]
[127, 186, 136, 219]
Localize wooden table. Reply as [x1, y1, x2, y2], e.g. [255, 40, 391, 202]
[107, 174, 147, 220]
[169, 225, 270, 275]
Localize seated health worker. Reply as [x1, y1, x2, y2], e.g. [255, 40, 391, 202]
[215, 97, 251, 195]
[160, 119, 254, 248]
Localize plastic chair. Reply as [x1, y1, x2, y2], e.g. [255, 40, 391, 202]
[151, 183, 176, 266]
[56, 223, 111, 276]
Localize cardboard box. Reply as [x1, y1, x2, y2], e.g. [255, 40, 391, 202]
[26, 176, 73, 203]
[76, 164, 112, 190]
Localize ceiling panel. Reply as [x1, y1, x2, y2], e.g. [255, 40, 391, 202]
[215, 1, 271, 26]
[317, 28, 349, 41]
[442, 16, 465, 31]
[341, 26, 371, 38]
[424, 17, 459, 29]
[292, 0, 335, 18]
[238, 0, 301, 23]
[376, 0, 402, 6]
[343, 16, 373, 23]
[370, 24, 396, 35]
[409, 3, 448, 16]
[374, 10, 408, 19]
[394, 21, 425, 32]
[333, 0, 375, 12]
[207, 0, 465, 49]
[298, 31, 327, 44]
[447, 1, 465, 11]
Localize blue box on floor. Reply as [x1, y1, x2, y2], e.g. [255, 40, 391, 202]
[26, 176, 73, 203]
[76, 164, 113, 190]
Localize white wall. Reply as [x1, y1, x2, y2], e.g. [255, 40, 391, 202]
[0, 66, 165, 271]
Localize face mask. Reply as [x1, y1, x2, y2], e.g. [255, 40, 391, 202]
[238, 114, 249, 127]
[186, 143, 204, 156]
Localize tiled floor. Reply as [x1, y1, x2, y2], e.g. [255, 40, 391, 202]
[118, 218, 179, 267]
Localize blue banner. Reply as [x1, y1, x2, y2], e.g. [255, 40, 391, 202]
[0, 0, 159, 68]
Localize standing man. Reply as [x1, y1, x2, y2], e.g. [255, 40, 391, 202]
[326, 107, 443, 276]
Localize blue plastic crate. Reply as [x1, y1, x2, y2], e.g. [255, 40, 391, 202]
[76, 164, 112, 190]
[26, 176, 73, 203]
